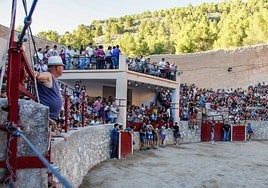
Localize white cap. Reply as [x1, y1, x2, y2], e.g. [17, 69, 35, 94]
[47, 56, 65, 66]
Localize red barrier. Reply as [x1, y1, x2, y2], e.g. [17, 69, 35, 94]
[201, 122, 211, 142]
[214, 123, 224, 141]
[118, 132, 133, 159]
[232, 125, 246, 141]
[201, 121, 223, 142]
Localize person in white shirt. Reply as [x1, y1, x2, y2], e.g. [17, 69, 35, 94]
[86, 43, 94, 65]
[49, 45, 59, 56]
[34, 59, 48, 72]
[109, 102, 119, 123]
[159, 58, 166, 77]
[34, 48, 44, 64]
[65, 45, 72, 70]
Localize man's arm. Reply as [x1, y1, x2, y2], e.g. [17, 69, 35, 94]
[35, 71, 53, 88]
[35, 71, 51, 82]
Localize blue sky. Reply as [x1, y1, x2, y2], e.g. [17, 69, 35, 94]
[1, 0, 225, 34]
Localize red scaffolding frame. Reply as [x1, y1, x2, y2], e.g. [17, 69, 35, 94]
[0, 0, 50, 184]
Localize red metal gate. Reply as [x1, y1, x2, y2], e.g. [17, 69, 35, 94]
[201, 121, 223, 142]
[118, 132, 133, 159]
[232, 125, 246, 141]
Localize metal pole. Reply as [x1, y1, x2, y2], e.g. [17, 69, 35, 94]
[13, 128, 72, 188]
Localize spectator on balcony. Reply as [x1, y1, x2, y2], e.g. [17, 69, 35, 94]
[71, 48, 80, 69]
[169, 63, 177, 80]
[79, 45, 87, 70]
[159, 58, 166, 78]
[65, 45, 72, 70]
[50, 45, 59, 56]
[86, 43, 94, 65]
[111, 45, 121, 69]
[105, 46, 113, 69]
[59, 47, 66, 66]
[96, 45, 105, 69]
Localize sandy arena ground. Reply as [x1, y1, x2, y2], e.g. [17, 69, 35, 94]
[80, 141, 268, 188]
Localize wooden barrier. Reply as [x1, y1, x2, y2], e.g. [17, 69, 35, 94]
[232, 125, 246, 141]
[118, 132, 133, 159]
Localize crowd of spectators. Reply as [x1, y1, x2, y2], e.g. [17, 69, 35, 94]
[33, 44, 122, 71]
[128, 57, 177, 81]
[33, 44, 177, 82]
[58, 80, 121, 131]
[179, 82, 268, 123]
[2, 45, 268, 130]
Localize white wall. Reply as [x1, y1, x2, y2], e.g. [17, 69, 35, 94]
[132, 87, 156, 106]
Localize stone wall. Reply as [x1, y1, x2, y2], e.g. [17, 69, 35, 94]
[247, 121, 268, 140]
[0, 99, 49, 188]
[51, 125, 113, 187]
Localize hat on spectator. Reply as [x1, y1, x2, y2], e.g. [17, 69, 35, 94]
[47, 56, 65, 66]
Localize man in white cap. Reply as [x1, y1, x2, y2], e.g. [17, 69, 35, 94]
[35, 55, 65, 121]
[35, 55, 66, 187]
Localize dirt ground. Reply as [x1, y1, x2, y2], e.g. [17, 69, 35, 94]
[80, 141, 268, 188]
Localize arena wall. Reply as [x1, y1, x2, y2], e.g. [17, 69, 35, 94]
[150, 44, 268, 90]
[1, 98, 267, 187]
[52, 120, 268, 187]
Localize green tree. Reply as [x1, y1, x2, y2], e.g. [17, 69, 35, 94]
[243, 10, 268, 45]
[213, 1, 248, 49]
[94, 25, 103, 37]
[71, 24, 93, 47]
[37, 30, 60, 43]
[125, 16, 133, 28]
[116, 33, 136, 57]
[105, 31, 112, 44]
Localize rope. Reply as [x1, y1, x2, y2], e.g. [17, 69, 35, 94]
[22, 0, 40, 102]
[26, 28, 40, 102]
